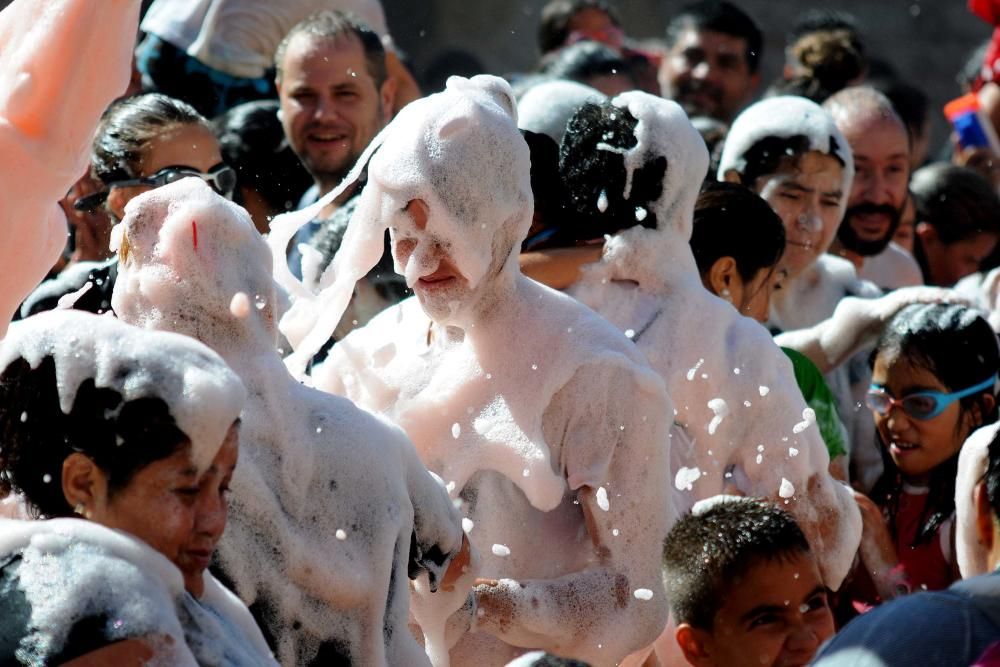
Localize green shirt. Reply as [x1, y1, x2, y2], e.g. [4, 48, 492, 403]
[782, 347, 849, 460]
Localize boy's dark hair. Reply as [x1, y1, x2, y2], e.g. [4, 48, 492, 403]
[275, 10, 386, 87]
[733, 133, 845, 189]
[663, 498, 810, 630]
[213, 100, 313, 214]
[871, 303, 1000, 545]
[539, 40, 634, 88]
[559, 101, 667, 241]
[537, 0, 620, 55]
[0, 356, 189, 518]
[776, 29, 866, 104]
[690, 181, 785, 283]
[666, 1, 763, 74]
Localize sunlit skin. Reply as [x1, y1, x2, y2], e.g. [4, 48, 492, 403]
[832, 114, 909, 260]
[676, 551, 834, 667]
[871, 353, 988, 485]
[741, 152, 844, 279]
[106, 124, 224, 221]
[66, 424, 239, 597]
[277, 33, 394, 195]
[916, 228, 999, 287]
[660, 27, 759, 123]
[703, 256, 785, 323]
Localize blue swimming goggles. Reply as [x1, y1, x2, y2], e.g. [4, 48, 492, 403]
[865, 374, 997, 420]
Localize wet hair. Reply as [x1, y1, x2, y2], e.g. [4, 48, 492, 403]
[690, 181, 785, 283]
[666, 1, 763, 74]
[0, 356, 189, 518]
[539, 40, 634, 89]
[870, 303, 1000, 545]
[733, 133, 845, 189]
[91, 93, 209, 184]
[274, 10, 387, 87]
[663, 498, 810, 630]
[559, 101, 667, 240]
[212, 100, 313, 214]
[537, 0, 620, 55]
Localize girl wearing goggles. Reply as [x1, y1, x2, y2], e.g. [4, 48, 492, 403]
[845, 303, 998, 610]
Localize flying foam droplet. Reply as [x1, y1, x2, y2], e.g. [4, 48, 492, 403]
[462, 518, 474, 532]
[335, 529, 347, 541]
[597, 189, 609, 213]
[624, 328, 636, 339]
[596, 486, 610, 512]
[42, 474, 51, 484]
[779, 478, 795, 499]
[612, 528, 620, 536]
[758, 385, 770, 396]
[19, 411, 27, 423]
[633, 588, 653, 600]
[634, 206, 647, 221]
[492, 544, 511, 557]
[451, 422, 461, 439]
[675, 466, 702, 491]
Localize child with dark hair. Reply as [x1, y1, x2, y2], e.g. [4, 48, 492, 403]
[664, 497, 835, 667]
[845, 303, 1000, 610]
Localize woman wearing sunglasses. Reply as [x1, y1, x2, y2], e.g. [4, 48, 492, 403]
[842, 302, 999, 616]
[21, 93, 236, 318]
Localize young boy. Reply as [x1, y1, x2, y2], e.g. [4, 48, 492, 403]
[664, 497, 835, 667]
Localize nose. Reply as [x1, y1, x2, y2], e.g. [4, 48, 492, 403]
[312, 93, 339, 122]
[785, 623, 822, 655]
[406, 199, 429, 231]
[861, 171, 891, 205]
[196, 488, 228, 541]
[796, 207, 822, 234]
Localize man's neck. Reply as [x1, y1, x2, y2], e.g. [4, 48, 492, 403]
[828, 239, 864, 271]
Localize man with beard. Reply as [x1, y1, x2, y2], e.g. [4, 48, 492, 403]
[660, 0, 762, 124]
[824, 87, 923, 290]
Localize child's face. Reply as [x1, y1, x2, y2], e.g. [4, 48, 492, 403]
[685, 551, 833, 667]
[871, 352, 970, 484]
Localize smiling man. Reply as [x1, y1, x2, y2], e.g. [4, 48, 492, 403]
[824, 87, 923, 289]
[660, 0, 762, 124]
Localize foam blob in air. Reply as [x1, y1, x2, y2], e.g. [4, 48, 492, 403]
[111, 178, 465, 666]
[0, 0, 139, 336]
[569, 92, 861, 593]
[313, 76, 673, 666]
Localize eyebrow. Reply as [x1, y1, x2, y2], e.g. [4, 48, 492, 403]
[779, 181, 813, 194]
[740, 603, 787, 624]
[179, 466, 199, 478]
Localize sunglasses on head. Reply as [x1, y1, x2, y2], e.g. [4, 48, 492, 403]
[74, 164, 237, 211]
[865, 374, 997, 420]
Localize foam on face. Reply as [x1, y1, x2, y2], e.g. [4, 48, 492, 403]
[517, 79, 607, 144]
[313, 79, 675, 664]
[717, 95, 854, 213]
[569, 93, 862, 590]
[112, 178, 465, 665]
[0, 310, 245, 473]
[0, 0, 139, 336]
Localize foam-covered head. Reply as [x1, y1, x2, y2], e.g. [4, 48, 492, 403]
[111, 178, 279, 346]
[0, 310, 245, 473]
[718, 95, 854, 195]
[349, 74, 533, 322]
[518, 79, 607, 144]
[609, 91, 709, 242]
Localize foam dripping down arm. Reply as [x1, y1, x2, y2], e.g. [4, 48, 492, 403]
[474, 363, 671, 663]
[0, 0, 140, 336]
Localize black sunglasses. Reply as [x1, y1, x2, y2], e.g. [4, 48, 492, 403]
[74, 164, 237, 211]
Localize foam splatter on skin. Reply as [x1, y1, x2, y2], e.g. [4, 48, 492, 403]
[0, 0, 139, 336]
[569, 92, 861, 595]
[312, 76, 673, 666]
[112, 179, 465, 666]
[0, 311, 245, 474]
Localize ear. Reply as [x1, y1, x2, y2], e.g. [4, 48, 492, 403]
[379, 75, 398, 124]
[706, 256, 739, 298]
[976, 480, 995, 551]
[966, 394, 995, 433]
[721, 169, 742, 185]
[676, 623, 714, 667]
[914, 221, 937, 246]
[61, 452, 109, 517]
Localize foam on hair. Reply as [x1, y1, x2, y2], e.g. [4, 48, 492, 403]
[517, 79, 607, 144]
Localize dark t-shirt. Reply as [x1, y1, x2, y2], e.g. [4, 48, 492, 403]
[0, 554, 117, 665]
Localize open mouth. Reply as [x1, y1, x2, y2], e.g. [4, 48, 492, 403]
[786, 240, 814, 249]
[417, 271, 457, 290]
[185, 548, 213, 570]
[889, 441, 919, 456]
[307, 131, 349, 144]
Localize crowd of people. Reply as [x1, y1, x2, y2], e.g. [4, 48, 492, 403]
[5, 0, 1000, 665]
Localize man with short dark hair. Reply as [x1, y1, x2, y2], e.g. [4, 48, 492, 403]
[660, 0, 762, 123]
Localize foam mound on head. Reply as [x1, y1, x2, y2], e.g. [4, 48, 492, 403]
[0, 310, 246, 472]
[717, 95, 854, 186]
[518, 79, 607, 143]
[111, 178, 278, 344]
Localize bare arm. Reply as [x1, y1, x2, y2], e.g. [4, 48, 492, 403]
[60, 637, 158, 667]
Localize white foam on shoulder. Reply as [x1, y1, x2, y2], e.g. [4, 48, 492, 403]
[0, 310, 245, 473]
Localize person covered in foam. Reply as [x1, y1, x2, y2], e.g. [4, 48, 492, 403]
[310, 75, 673, 666]
[110, 178, 468, 666]
[0, 0, 139, 336]
[0, 310, 275, 666]
[565, 92, 860, 595]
